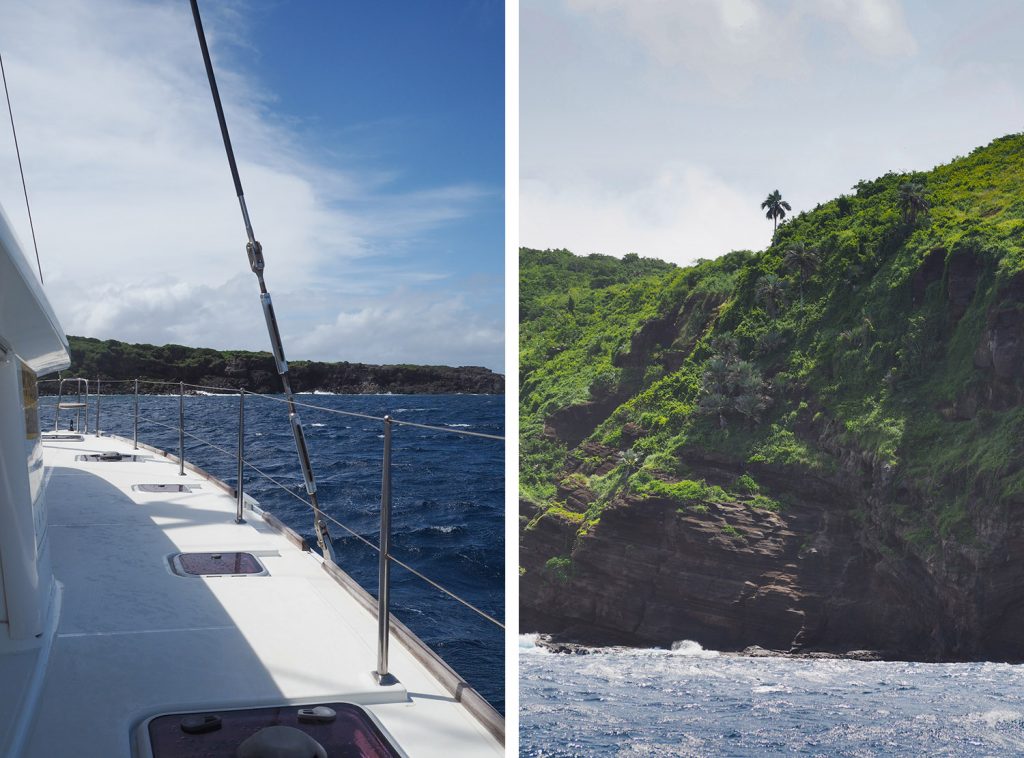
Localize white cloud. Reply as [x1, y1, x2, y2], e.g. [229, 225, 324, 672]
[521, 0, 1024, 269]
[521, 164, 768, 264]
[559, 0, 915, 94]
[0, 0, 499, 369]
[811, 0, 917, 57]
[564, 0, 800, 93]
[292, 289, 504, 370]
[58, 275, 259, 349]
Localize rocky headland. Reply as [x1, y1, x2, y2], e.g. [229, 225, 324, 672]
[49, 336, 503, 394]
[519, 134, 1024, 662]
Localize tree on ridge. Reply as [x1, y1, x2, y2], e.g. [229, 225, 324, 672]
[761, 190, 791, 232]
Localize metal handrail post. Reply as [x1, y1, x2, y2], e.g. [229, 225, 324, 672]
[235, 391, 245, 523]
[82, 379, 89, 434]
[53, 379, 63, 431]
[178, 381, 185, 476]
[95, 378, 101, 437]
[375, 415, 396, 685]
[133, 379, 139, 449]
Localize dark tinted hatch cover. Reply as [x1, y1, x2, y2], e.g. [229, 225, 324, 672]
[172, 552, 263, 576]
[147, 702, 401, 757]
[75, 452, 149, 462]
[133, 483, 200, 493]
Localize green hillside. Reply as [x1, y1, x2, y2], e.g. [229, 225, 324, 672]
[519, 134, 1024, 658]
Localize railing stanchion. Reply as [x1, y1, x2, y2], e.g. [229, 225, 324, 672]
[375, 415, 396, 685]
[236, 391, 245, 523]
[133, 379, 139, 449]
[53, 378, 63, 431]
[95, 378, 101, 437]
[178, 381, 185, 476]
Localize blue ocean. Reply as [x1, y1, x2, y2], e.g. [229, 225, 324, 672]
[520, 635, 1024, 756]
[38, 391, 504, 712]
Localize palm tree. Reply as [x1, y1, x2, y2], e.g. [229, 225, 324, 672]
[898, 181, 930, 225]
[783, 243, 819, 303]
[697, 348, 770, 428]
[755, 273, 787, 318]
[761, 190, 791, 232]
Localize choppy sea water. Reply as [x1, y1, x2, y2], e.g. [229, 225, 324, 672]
[38, 392, 503, 712]
[520, 634, 1024, 756]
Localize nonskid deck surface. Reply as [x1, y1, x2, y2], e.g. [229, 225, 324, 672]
[22, 435, 501, 757]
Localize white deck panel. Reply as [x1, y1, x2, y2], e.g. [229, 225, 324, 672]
[22, 435, 501, 757]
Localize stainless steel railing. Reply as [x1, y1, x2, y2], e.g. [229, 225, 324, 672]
[53, 377, 90, 433]
[37, 377, 504, 683]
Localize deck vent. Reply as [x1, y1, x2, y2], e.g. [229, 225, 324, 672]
[132, 483, 201, 494]
[145, 702, 400, 757]
[76, 452, 149, 462]
[41, 433, 84, 441]
[170, 552, 266, 577]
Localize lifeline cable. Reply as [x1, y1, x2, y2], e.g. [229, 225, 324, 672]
[0, 51, 44, 284]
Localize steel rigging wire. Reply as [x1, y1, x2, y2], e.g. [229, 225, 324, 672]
[188, 0, 335, 562]
[0, 51, 44, 285]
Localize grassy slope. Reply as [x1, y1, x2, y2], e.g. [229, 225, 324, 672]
[519, 249, 680, 501]
[521, 133, 1024, 553]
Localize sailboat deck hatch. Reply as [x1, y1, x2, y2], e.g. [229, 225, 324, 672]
[76, 452, 150, 462]
[133, 483, 201, 493]
[145, 702, 401, 757]
[171, 552, 265, 577]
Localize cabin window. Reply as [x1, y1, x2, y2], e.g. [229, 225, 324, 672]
[20, 360, 39, 440]
[19, 360, 46, 549]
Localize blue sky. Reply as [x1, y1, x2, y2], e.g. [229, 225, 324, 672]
[0, 0, 504, 371]
[242, 1, 503, 271]
[521, 0, 1024, 265]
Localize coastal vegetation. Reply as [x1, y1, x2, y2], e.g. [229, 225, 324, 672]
[519, 134, 1024, 658]
[49, 336, 504, 394]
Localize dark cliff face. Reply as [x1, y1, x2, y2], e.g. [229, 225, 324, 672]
[521, 254, 1024, 659]
[56, 336, 504, 394]
[519, 134, 1024, 661]
[522, 418, 1024, 661]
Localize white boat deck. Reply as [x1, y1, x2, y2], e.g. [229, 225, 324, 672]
[11, 434, 501, 756]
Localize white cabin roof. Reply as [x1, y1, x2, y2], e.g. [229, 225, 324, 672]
[0, 205, 68, 375]
[4, 433, 501, 756]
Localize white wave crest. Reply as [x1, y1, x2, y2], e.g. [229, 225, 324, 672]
[519, 633, 550, 654]
[670, 640, 720, 658]
[976, 709, 1024, 727]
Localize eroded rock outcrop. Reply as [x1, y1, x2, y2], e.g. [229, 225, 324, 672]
[522, 423, 1024, 660]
